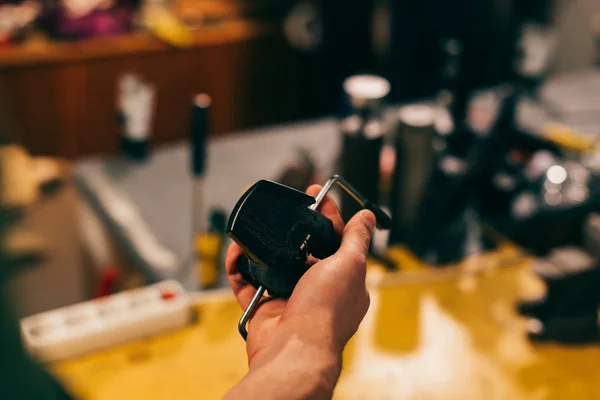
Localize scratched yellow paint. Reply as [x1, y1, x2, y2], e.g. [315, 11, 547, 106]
[52, 246, 600, 400]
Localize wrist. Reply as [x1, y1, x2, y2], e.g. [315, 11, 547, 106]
[226, 337, 341, 400]
[280, 311, 345, 354]
[249, 333, 342, 398]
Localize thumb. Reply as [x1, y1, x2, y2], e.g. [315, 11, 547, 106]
[335, 210, 376, 268]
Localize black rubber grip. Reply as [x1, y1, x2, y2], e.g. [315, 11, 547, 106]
[236, 255, 308, 298]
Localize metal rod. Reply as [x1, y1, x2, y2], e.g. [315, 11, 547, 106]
[238, 285, 266, 340]
[310, 177, 337, 210]
[311, 174, 393, 230]
[311, 175, 366, 210]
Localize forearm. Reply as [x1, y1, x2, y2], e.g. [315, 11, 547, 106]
[224, 336, 342, 400]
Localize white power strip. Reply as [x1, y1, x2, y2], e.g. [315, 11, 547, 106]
[20, 280, 192, 363]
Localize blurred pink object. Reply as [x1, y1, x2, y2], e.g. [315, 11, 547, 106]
[39, 0, 135, 40]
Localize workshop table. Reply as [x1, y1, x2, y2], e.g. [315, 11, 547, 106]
[51, 249, 600, 400]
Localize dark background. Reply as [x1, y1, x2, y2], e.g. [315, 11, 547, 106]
[0, 0, 557, 157]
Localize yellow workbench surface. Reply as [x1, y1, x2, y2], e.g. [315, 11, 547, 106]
[51, 247, 600, 399]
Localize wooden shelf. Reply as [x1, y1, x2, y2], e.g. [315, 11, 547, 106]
[0, 19, 277, 69]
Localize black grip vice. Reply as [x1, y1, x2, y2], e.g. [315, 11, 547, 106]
[228, 180, 341, 297]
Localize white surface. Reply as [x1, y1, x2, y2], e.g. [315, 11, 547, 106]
[20, 280, 191, 363]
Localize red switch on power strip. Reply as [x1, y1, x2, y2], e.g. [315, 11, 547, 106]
[160, 290, 177, 301]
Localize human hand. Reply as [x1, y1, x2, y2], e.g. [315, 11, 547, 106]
[226, 184, 375, 372]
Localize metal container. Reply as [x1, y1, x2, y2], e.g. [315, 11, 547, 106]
[338, 75, 390, 223]
[389, 104, 436, 244]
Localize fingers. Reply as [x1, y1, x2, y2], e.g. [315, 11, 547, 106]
[225, 242, 258, 309]
[306, 184, 344, 235]
[292, 209, 375, 301]
[285, 210, 375, 339]
[336, 210, 376, 268]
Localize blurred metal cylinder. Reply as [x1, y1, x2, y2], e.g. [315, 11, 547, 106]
[339, 75, 390, 223]
[340, 119, 385, 222]
[389, 105, 436, 244]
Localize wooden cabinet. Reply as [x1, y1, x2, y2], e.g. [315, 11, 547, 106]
[0, 20, 326, 158]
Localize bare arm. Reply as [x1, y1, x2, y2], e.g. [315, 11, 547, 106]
[224, 334, 341, 400]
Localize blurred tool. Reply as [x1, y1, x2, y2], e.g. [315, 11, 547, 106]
[79, 192, 146, 297]
[117, 74, 156, 162]
[20, 280, 192, 363]
[518, 247, 600, 343]
[189, 94, 217, 289]
[275, 148, 317, 191]
[389, 104, 436, 245]
[339, 74, 389, 223]
[190, 94, 210, 232]
[78, 199, 121, 297]
[227, 175, 392, 340]
[194, 209, 226, 290]
[76, 170, 178, 277]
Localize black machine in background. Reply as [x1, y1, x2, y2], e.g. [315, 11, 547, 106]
[385, 0, 522, 102]
[335, 6, 600, 263]
[312, 0, 550, 112]
[518, 245, 600, 343]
